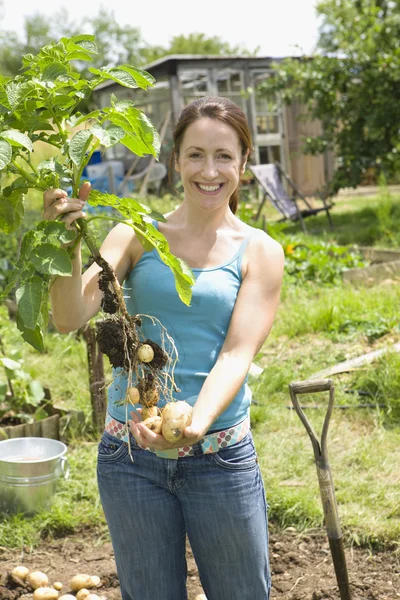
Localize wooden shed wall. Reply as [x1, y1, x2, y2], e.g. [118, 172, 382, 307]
[284, 102, 335, 197]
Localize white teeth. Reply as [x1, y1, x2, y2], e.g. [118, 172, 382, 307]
[198, 184, 221, 192]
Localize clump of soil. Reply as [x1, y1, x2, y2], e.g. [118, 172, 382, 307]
[96, 317, 138, 370]
[95, 261, 175, 412]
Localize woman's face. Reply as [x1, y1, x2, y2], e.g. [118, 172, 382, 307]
[175, 117, 246, 212]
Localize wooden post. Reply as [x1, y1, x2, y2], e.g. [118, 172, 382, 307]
[82, 323, 107, 435]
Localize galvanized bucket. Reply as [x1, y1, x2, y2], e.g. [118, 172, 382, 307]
[0, 437, 69, 515]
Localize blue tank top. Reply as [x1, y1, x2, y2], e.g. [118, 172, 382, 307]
[107, 228, 252, 431]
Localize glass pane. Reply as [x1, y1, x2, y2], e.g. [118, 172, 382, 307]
[259, 146, 269, 164]
[256, 116, 268, 134]
[270, 146, 281, 163]
[217, 78, 228, 93]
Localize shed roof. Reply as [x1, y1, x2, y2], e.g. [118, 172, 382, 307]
[94, 54, 284, 91]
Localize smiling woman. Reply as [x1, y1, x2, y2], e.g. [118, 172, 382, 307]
[94, 96, 286, 600]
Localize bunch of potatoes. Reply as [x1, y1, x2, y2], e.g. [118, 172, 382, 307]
[128, 374, 193, 443]
[10, 567, 104, 600]
[10, 567, 207, 599]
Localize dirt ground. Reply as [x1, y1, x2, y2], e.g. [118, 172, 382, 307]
[0, 526, 399, 600]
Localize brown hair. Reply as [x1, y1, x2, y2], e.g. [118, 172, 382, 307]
[172, 96, 252, 214]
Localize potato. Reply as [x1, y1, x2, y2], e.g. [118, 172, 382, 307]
[161, 401, 193, 443]
[76, 591, 90, 600]
[69, 574, 93, 592]
[28, 571, 49, 590]
[144, 387, 159, 406]
[142, 415, 162, 434]
[11, 565, 29, 583]
[33, 588, 58, 600]
[127, 386, 140, 404]
[89, 576, 101, 588]
[141, 406, 158, 421]
[137, 344, 154, 363]
[195, 595, 208, 600]
[59, 596, 76, 600]
[53, 582, 63, 591]
[85, 595, 102, 600]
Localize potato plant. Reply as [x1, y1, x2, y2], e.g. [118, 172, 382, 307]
[0, 35, 195, 425]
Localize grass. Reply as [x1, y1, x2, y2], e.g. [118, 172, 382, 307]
[0, 187, 399, 552]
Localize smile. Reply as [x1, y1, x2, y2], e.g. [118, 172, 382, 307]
[196, 183, 223, 193]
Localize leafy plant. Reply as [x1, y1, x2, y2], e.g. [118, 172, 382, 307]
[0, 35, 195, 362]
[281, 239, 367, 285]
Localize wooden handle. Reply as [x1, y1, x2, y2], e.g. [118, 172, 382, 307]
[289, 379, 333, 395]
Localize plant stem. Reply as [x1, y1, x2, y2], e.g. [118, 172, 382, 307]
[11, 160, 45, 190]
[72, 138, 100, 198]
[73, 218, 131, 322]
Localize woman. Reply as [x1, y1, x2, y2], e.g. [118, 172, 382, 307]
[44, 96, 285, 600]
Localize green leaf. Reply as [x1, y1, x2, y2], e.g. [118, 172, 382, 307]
[36, 219, 77, 244]
[89, 66, 154, 90]
[65, 34, 97, 54]
[69, 129, 92, 166]
[0, 357, 21, 371]
[17, 313, 45, 353]
[42, 63, 68, 81]
[0, 189, 25, 233]
[66, 50, 95, 62]
[31, 243, 73, 276]
[0, 130, 33, 152]
[117, 65, 156, 88]
[105, 106, 159, 157]
[6, 81, 34, 111]
[90, 123, 125, 147]
[15, 277, 44, 330]
[88, 190, 194, 305]
[29, 379, 45, 402]
[0, 383, 7, 401]
[69, 110, 101, 127]
[19, 230, 38, 260]
[0, 139, 12, 170]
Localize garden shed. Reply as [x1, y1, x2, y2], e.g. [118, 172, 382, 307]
[93, 55, 334, 196]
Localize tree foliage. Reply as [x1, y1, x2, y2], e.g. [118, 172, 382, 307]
[141, 32, 258, 64]
[0, 8, 255, 78]
[258, 0, 400, 194]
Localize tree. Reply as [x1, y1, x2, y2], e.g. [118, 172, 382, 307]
[141, 32, 258, 64]
[258, 0, 400, 195]
[85, 7, 143, 69]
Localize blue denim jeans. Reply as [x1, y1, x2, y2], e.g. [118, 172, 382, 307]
[97, 430, 271, 600]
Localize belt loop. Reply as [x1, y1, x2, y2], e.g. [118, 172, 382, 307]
[192, 441, 204, 457]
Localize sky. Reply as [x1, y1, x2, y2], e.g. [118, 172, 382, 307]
[0, 0, 322, 58]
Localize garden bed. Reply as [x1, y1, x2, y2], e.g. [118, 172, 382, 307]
[343, 246, 400, 285]
[0, 527, 398, 600]
[0, 403, 86, 442]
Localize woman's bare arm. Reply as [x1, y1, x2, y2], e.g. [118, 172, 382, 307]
[44, 185, 142, 333]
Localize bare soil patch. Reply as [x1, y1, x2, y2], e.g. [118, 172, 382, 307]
[0, 526, 399, 599]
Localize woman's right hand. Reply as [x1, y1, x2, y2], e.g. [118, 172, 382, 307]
[43, 181, 91, 228]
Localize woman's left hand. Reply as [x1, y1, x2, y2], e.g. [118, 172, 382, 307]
[128, 411, 207, 451]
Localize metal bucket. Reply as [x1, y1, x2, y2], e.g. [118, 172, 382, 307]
[0, 437, 69, 515]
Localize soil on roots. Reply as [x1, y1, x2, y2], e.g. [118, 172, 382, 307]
[142, 338, 169, 370]
[96, 317, 138, 370]
[100, 288, 119, 314]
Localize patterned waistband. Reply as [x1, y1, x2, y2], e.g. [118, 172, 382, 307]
[104, 411, 250, 459]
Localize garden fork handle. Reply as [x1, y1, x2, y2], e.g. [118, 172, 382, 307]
[289, 379, 335, 461]
[289, 378, 352, 600]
